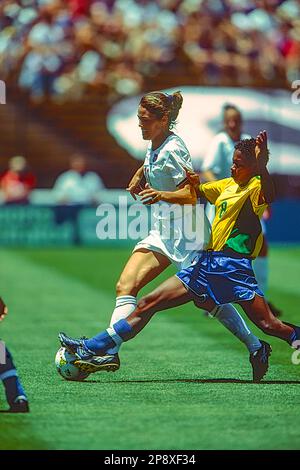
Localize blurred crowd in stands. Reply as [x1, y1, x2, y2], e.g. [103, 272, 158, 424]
[0, 156, 36, 204]
[0, 155, 105, 204]
[0, 0, 300, 102]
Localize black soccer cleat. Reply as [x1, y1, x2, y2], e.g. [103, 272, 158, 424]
[249, 340, 272, 383]
[8, 397, 30, 413]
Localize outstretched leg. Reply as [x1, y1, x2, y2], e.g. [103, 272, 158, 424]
[59, 278, 271, 381]
[60, 276, 216, 355]
[122, 276, 217, 339]
[85, 276, 216, 349]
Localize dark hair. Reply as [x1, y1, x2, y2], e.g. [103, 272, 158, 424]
[223, 103, 241, 119]
[140, 90, 183, 129]
[234, 138, 257, 165]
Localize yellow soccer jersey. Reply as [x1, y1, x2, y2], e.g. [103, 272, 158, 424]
[200, 176, 268, 258]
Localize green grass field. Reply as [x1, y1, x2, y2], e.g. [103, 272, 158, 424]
[0, 245, 300, 450]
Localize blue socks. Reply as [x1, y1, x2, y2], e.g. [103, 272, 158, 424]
[282, 321, 300, 345]
[289, 326, 300, 346]
[0, 347, 27, 406]
[84, 319, 133, 355]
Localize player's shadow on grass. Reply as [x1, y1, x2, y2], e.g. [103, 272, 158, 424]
[84, 378, 300, 385]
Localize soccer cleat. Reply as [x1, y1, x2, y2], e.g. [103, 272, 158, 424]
[249, 340, 272, 383]
[9, 396, 29, 413]
[58, 332, 94, 359]
[59, 332, 120, 373]
[74, 353, 120, 374]
[267, 301, 282, 318]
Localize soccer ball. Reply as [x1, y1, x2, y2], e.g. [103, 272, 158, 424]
[55, 347, 89, 381]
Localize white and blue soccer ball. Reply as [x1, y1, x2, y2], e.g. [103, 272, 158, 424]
[55, 347, 89, 381]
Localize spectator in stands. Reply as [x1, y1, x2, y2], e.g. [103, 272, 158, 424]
[18, 2, 68, 100]
[0, 156, 36, 205]
[53, 154, 105, 205]
[68, 0, 92, 18]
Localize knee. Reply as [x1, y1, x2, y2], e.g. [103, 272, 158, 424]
[116, 279, 124, 296]
[116, 277, 138, 297]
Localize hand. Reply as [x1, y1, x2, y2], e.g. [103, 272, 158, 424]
[183, 167, 200, 189]
[255, 130, 269, 171]
[139, 184, 162, 205]
[0, 298, 8, 323]
[126, 174, 145, 200]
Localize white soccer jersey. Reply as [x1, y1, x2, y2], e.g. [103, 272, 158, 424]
[143, 133, 194, 222]
[134, 133, 211, 269]
[143, 133, 193, 192]
[202, 131, 251, 179]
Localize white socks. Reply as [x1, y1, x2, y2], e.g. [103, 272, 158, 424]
[215, 304, 262, 354]
[107, 295, 137, 354]
[253, 257, 268, 294]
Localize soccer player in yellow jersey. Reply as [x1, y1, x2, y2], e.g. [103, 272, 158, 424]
[59, 132, 300, 382]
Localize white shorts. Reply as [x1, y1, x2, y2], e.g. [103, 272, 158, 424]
[133, 206, 211, 270]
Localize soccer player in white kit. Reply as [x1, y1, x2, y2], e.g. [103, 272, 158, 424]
[202, 103, 281, 317]
[59, 91, 264, 372]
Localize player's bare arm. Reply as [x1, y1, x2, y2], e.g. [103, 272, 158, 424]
[183, 168, 202, 198]
[139, 182, 197, 205]
[255, 130, 276, 204]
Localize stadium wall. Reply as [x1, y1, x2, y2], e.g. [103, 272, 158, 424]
[0, 199, 298, 246]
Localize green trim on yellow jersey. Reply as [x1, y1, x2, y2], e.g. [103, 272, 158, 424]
[200, 176, 268, 258]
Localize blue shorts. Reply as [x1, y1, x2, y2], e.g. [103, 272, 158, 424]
[176, 251, 264, 305]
